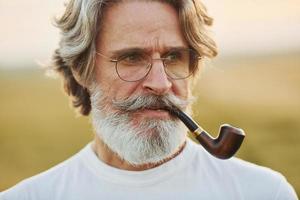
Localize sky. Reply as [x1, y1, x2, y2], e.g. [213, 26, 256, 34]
[0, 0, 300, 68]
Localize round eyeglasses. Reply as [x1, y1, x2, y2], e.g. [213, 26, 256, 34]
[96, 48, 202, 82]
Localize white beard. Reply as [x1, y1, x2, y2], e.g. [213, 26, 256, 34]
[90, 87, 190, 166]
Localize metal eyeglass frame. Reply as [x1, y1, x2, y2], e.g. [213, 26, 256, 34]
[95, 49, 202, 82]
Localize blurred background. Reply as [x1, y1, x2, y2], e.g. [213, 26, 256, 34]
[0, 0, 299, 196]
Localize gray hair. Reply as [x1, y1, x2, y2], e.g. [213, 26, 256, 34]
[50, 0, 218, 115]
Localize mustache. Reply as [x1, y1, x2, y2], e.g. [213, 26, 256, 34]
[112, 93, 192, 113]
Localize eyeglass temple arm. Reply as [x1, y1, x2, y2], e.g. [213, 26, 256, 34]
[96, 51, 118, 62]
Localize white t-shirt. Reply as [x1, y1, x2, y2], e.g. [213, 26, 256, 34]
[1, 139, 298, 200]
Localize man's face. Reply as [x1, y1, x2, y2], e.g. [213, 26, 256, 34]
[91, 1, 193, 165]
[95, 1, 191, 117]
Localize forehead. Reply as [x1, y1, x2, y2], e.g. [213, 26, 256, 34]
[97, 1, 187, 52]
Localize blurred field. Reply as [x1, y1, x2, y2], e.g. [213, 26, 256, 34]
[0, 52, 299, 195]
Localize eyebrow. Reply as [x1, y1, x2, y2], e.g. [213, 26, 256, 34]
[108, 46, 189, 58]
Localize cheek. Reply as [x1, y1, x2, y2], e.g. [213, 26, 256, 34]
[171, 80, 190, 100]
[95, 66, 139, 101]
[112, 82, 139, 100]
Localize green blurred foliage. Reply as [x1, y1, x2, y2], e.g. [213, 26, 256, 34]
[0, 53, 299, 196]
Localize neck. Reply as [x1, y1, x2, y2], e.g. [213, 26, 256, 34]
[92, 135, 186, 171]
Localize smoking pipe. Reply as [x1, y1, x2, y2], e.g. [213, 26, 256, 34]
[168, 107, 245, 159]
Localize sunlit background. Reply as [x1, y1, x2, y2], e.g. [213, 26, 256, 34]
[0, 0, 299, 196]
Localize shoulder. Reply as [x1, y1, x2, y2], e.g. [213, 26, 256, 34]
[226, 157, 298, 199]
[188, 140, 282, 180]
[227, 157, 297, 199]
[189, 139, 285, 180]
[0, 144, 90, 200]
[188, 140, 298, 199]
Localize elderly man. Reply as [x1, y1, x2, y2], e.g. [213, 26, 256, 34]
[1, 0, 298, 199]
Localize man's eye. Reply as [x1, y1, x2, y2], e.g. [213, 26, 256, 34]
[165, 51, 182, 62]
[120, 53, 145, 64]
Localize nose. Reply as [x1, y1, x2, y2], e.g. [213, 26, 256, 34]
[142, 58, 172, 95]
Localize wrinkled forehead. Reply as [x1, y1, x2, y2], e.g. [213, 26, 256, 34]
[97, 0, 187, 52]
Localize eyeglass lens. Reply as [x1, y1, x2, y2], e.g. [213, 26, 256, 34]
[116, 49, 199, 82]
